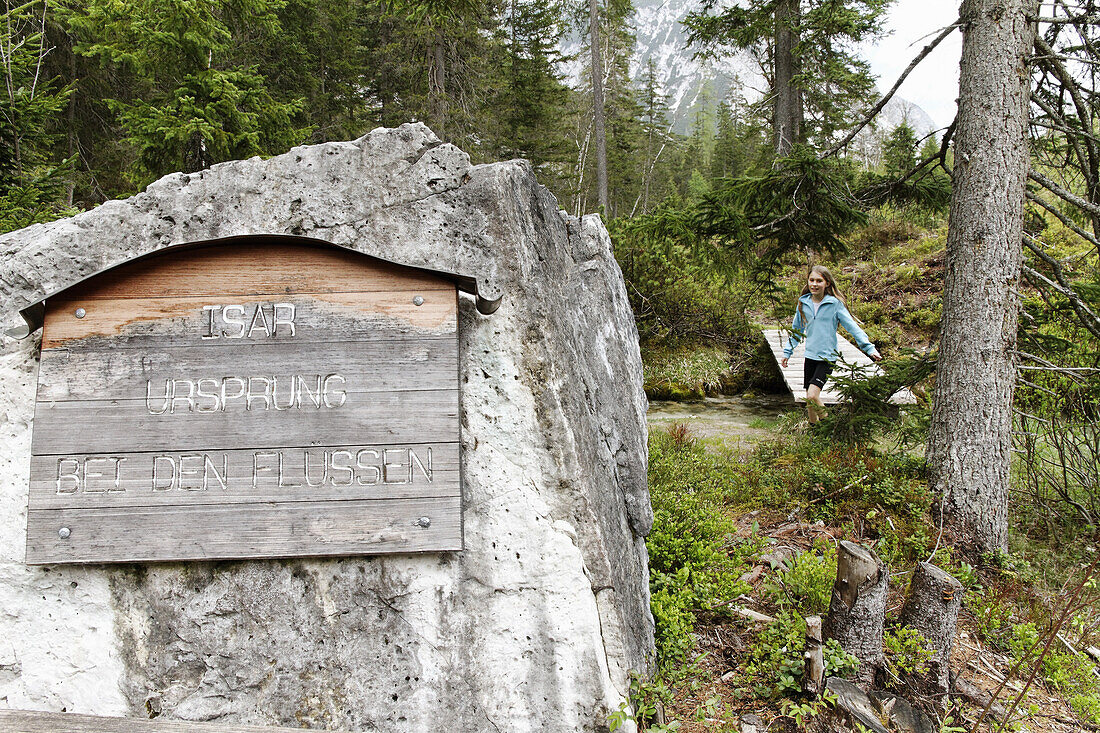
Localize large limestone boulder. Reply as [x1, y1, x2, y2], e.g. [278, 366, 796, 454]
[0, 124, 653, 730]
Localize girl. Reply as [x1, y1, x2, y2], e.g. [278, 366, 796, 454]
[780, 265, 881, 424]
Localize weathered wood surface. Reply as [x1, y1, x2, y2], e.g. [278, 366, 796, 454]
[36, 337, 457, 401]
[0, 708, 348, 732]
[30, 443, 458, 509]
[32, 389, 459, 455]
[824, 541, 888, 688]
[28, 240, 464, 563]
[28, 495, 462, 563]
[43, 290, 456, 347]
[47, 240, 454, 300]
[803, 615, 825, 696]
[762, 329, 916, 405]
[897, 562, 964, 696]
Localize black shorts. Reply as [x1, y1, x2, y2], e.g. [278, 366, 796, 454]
[804, 358, 833, 390]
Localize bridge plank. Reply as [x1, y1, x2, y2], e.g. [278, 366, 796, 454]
[762, 329, 915, 405]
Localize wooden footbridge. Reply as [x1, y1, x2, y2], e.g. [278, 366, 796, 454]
[763, 329, 916, 405]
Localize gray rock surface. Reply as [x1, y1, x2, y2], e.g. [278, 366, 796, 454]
[0, 124, 653, 730]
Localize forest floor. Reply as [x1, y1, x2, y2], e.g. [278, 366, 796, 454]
[643, 405, 1099, 732]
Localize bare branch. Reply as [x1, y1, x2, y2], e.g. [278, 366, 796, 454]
[1020, 245, 1100, 340]
[1025, 190, 1100, 251]
[1029, 170, 1100, 218]
[1033, 37, 1100, 176]
[822, 21, 960, 158]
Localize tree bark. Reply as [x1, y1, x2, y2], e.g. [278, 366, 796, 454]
[897, 562, 963, 698]
[927, 0, 1038, 555]
[430, 35, 447, 138]
[772, 0, 802, 157]
[588, 0, 608, 212]
[823, 541, 888, 688]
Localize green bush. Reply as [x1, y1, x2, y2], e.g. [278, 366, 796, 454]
[646, 429, 756, 665]
[610, 217, 752, 348]
[643, 346, 731, 399]
[771, 544, 836, 616]
[743, 610, 860, 696]
[883, 626, 935, 682]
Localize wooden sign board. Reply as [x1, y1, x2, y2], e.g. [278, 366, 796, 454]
[25, 240, 463, 564]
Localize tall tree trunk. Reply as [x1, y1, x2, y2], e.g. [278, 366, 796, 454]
[772, 0, 801, 157]
[928, 0, 1038, 555]
[589, 0, 608, 213]
[430, 34, 447, 138]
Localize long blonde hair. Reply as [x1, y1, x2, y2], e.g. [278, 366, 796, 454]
[796, 265, 850, 324]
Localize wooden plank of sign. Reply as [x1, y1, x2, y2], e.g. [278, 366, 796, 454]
[0, 709, 351, 732]
[31, 388, 459, 456]
[36, 337, 457, 402]
[57, 240, 454, 301]
[29, 442, 459, 509]
[42, 290, 456, 348]
[26, 495, 462, 564]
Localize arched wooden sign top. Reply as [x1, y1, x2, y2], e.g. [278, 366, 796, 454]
[26, 238, 465, 563]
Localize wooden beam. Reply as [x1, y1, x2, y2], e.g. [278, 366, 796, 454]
[27, 495, 462, 564]
[0, 709, 347, 732]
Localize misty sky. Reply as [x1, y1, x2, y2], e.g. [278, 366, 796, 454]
[865, 0, 962, 129]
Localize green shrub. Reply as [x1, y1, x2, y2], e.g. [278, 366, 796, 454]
[1070, 692, 1100, 724]
[744, 611, 807, 697]
[743, 610, 860, 696]
[824, 639, 860, 679]
[883, 626, 935, 682]
[650, 568, 698, 663]
[643, 346, 731, 399]
[646, 429, 755, 665]
[771, 544, 836, 616]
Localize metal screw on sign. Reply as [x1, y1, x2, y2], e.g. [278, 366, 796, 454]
[413, 296, 424, 306]
[58, 527, 71, 539]
[74, 308, 86, 319]
[415, 516, 431, 528]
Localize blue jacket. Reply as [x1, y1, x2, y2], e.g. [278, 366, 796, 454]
[783, 294, 877, 361]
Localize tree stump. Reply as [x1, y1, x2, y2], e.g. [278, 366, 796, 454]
[823, 541, 888, 687]
[897, 562, 964, 698]
[803, 615, 825, 696]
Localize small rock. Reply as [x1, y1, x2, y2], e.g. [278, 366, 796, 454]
[739, 566, 764, 584]
[740, 713, 764, 733]
[734, 607, 775, 624]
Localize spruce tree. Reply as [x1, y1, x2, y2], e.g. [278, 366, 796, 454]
[487, 0, 573, 186]
[635, 59, 674, 215]
[881, 120, 917, 176]
[0, 0, 74, 230]
[684, 0, 891, 153]
[67, 0, 310, 182]
[710, 94, 770, 181]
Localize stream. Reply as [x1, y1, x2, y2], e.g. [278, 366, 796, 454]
[647, 393, 797, 443]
